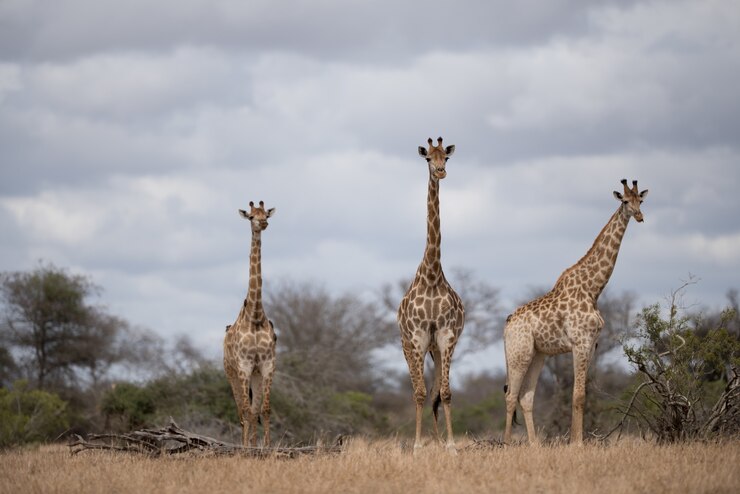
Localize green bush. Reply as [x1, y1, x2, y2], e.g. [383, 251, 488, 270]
[100, 382, 155, 430]
[453, 394, 506, 435]
[0, 380, 69, 447]
[145, 366, 238, 424]
[328, 391, 389, 434]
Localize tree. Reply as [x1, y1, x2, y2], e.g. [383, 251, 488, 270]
[263, 280, 397, 440]
[0, 344, 18, 388]
[267, 280, 396, 393]
[614, 282, 740, 442]
[0, 263, 131, 392]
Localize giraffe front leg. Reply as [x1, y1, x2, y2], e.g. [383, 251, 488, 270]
[260, 367, 274, 447]
[226, 370, 248, 445]
[238, 362, 257, 448]
[237, 368, 256, 447]
[439, 358, 457, 455]
[570, 349, 592, 445]
[435, 330, 457, 455]
[402, 343, 427, 455]
[430, 347, 443, 443]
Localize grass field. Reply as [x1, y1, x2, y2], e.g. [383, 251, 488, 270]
[1, 438, 738, 494]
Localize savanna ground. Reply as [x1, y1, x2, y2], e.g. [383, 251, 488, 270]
[1, 437, 738, 494]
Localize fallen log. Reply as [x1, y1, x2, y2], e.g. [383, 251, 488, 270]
[68, 419, 344, 458]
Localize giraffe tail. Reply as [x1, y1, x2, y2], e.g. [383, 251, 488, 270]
[432, 390, 441, 422]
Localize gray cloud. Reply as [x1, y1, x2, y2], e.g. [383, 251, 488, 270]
[1, 0, 739, 366]
[2, 0, 638, 62]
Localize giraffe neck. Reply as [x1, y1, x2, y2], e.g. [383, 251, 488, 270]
[418, 174, 443, 285]
[554, 206, 630, 302]
[243, 230, 265, 324]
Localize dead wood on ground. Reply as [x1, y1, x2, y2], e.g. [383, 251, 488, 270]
[68, 419, 344, 458]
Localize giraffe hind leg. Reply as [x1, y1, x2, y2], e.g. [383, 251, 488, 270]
[504, 338, 535, 445]
[518, 351, 546, 445]
[503, 383, 519, 425]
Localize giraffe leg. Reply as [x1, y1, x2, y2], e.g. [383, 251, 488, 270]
[401, 343, 428, 454]
[518, 351, 546, 445]
[237, 365, 256, 447]
[435, 327, 457, 454]
[260, 365, 274, 447]
[408, 350, 427, 455]
[504, 334, 535, 445]
[250, 370, 264, 447]
[241, 386, 253, 447]
[429, 346, 443, 443]
[570, 349, 592, 445]
[226, 369, 248, 442]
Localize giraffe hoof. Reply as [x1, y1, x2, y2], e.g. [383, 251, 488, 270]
[412, 443, 423, 457]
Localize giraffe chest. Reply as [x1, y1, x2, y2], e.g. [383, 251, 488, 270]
[224, 324, 276, 360]
[398, 283, 464, 340]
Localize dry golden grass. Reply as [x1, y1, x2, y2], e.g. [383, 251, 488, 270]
[1, 437, 738, 494]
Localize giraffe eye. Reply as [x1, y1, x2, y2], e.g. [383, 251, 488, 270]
[444, 157, 449, 162]
[622, 201, 628, 204]
[639, 200, 643, 204]
[425, 158, 431, 162]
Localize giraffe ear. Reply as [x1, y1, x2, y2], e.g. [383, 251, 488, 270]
[445, 145, 455, 156]
[266, 208, 276, 218]
[639, 189, 649, 199]
[418, 146, 428, 157]
[613, 191, 623, 201]
[238, 209, 252, 220]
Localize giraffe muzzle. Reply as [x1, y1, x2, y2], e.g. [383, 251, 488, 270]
[434, 169, 447, 179]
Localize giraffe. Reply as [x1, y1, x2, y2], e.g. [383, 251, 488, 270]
[503, 179, 648, 445]
[224, 200, 277, 447]
[398, 137, 465, 454]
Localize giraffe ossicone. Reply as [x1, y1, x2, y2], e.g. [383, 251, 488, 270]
[224, 200, 277, 447]
[398, 137, 465, 455]
[503, 179, 648, 445]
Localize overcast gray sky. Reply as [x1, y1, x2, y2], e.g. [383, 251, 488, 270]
[1, 0, 739, 371]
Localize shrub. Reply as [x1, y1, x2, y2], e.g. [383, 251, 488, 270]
[100, 382, 155, 430]
[616, 286, 740, 442]
[0, 380, 69, 447]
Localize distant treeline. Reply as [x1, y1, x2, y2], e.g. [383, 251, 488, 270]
[1, 263, 737, 447]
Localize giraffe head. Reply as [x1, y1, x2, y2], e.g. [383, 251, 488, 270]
[238, 200, 276, 232]
[418, 136, 455, 181]
[613, 179, 648, 222]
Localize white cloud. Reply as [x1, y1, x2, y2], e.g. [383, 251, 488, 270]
[1, 191, 106, 245]
[686, 233, 740, 265]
